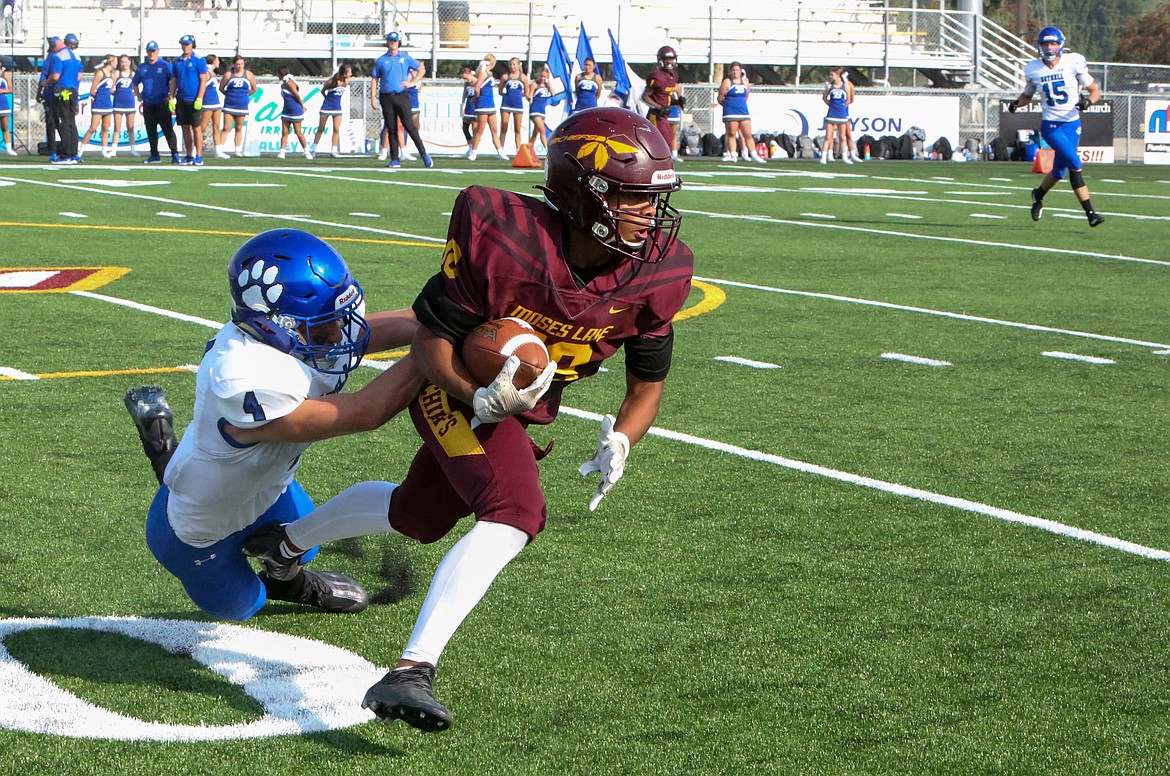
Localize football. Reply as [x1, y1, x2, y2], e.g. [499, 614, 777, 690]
[461, 317, 551, 389]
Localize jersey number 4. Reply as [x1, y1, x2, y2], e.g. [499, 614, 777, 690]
[242, 390, 266, 422]
[1042, 80, 1069, 106]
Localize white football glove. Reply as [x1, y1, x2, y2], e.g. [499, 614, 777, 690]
[577, 414, 630, 512]
[472, 355, 557, 424]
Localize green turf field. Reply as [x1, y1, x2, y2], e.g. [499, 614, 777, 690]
[1, 155, 1168, 774]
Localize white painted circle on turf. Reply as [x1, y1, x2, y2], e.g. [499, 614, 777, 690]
[0, 616, 385, 741]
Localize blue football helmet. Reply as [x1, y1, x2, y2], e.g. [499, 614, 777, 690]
[1036, 26, 1064, 63]
[228, 229, 370, 379]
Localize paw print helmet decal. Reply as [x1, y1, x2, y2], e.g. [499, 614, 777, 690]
[228, 229, 370, 380]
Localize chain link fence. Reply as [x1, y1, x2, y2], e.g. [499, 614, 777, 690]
[4, 0, 1168, 160]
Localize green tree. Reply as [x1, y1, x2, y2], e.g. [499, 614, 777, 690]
[983, 0, 1155, 61]
[1114, 2, 1170, 62]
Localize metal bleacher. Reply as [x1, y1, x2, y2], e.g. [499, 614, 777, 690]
[12, 0, 986, 81]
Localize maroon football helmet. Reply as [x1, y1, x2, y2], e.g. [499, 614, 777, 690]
[656, 45, 677, 69]
[540, 106, 682, 263]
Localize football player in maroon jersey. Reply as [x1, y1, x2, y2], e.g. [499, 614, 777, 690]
[244, 106, 693, 733]
[643, 45, 684, 152]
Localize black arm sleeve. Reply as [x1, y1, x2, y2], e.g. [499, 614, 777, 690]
[411, 273, 487, 344]
[624, 326, 674, 382]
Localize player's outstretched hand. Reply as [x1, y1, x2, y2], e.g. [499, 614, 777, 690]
[472, 355, 557, 424]
[578, 414, 630, 512]
[1076, 95, 1092, 111]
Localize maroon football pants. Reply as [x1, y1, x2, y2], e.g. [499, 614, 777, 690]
[389, 384, 547, 544]
[651, 113, 675, 149]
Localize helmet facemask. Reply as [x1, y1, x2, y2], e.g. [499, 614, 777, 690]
[579, 172, 682, 264]
[289, 292, 370, 376]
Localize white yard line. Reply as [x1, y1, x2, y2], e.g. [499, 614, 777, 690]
[71, 291, 221, 329]
[559, 406, 1170, 564]
[714, 356, 782, 369]
[0, 175, 445, 243]
[881, 352, 952, 366]
[0, 367, 39, 380]
[46, 290, 1170, 565]
[694, 276, 1170, 350]
[1042, 351, 1116, 364]
[678, 208, 1170, 268]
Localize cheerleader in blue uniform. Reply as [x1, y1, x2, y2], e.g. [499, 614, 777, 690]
[276, 66, 311, 159]
[717, 61, 762, 162]
[79, 55, 116, 158]
[525, 65, 551, 154]
[821, 67, 851, 164]
[468, 54, 507, 160]
[573, 57, 603, 111]
[460, 64, 477, 155]
[498, 57, 528, 154]
[111, 54, 139, 156]
[199, 54, 228, 158]
[0, 63, 15, 155]
[312, 63, 351, 158]
[220, 55, 256, 156]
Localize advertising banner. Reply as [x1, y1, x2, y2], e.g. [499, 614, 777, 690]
[723, 93, 960, 147]
[1143, 98, 1170, 165]
[997, 99, 1114, 163]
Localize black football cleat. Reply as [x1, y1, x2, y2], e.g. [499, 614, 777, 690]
[260, 569, 369, 613]
[1087, 211, 1105, 227]
[243, 522, 304, 581]
[362, 663, 453, 732]
[124, 385, 177, 457]
[1030, 187, 1044, 221]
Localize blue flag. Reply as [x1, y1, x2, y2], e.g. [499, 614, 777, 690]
[608, 29, 630, 102]
[575, 22, 594, 74]
[606, 29, 646, 114]
[546, 26, 573, 108]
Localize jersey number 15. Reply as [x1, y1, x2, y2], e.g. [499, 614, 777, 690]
[1042, 80, 1069, 106]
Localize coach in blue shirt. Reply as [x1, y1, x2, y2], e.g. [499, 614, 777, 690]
[39, 36, 65, 160]
[172, 34, 208, 164]
[370, 31, 431, 168]
[45, 32, 83, 161]
[132, 40, 179, 164]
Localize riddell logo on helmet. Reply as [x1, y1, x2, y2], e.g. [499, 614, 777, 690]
[336, 285, 359, 308]
[651, 170, 676, 184]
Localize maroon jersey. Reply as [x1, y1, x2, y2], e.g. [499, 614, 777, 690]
[644, 67, 679, 109]
[430, 185, 693, 424]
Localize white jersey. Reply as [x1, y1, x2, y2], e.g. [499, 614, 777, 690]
[1022, 53, 1093, 123]
[163, 323, 342, 547]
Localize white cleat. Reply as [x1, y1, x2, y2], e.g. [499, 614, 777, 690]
[130, 148, 141, 156]
[377, 148, 388, 161]
[401, 150, 416, 161]
[331, 149, 341, 158]
[304, 151, 314, 160]
[276, 150, 286, 159]
[215, 148, 230, 159]
[467, 149, 478, 161]
[496, 149, 509, 161]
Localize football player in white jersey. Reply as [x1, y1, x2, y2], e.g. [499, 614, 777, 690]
[125, 229, 424, 620]
[1008, 26, 1104, 227]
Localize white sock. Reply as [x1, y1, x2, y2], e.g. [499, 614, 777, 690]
[401, 521, 527, 665]
[284, 481, 399, 550]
